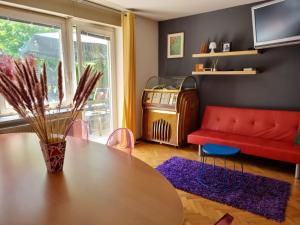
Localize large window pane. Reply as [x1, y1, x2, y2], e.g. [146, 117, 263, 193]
[0, 17, 64, 104]
[73, 29, 113, 140]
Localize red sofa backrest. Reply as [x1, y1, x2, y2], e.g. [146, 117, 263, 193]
[201, 106, 300, 143]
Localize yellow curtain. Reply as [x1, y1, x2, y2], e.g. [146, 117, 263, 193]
[122, 12, 136, 139]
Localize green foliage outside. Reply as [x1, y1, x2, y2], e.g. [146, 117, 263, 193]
[0, 18, 57, 57]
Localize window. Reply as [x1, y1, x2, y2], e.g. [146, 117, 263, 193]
[0, 7, 69, 114]
[0, 6, 116, 140]
[0, 17, 64, 104]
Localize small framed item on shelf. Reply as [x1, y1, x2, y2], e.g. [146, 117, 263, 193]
[195, 64, 204, 72]
[222, 42, 231, 52]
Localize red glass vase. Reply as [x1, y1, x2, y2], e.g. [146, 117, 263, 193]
[40, 140, 66, 173]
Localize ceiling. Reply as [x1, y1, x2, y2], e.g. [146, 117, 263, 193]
[90, 0, 265, 21]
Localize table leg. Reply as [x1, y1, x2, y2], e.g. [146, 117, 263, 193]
[296, 164, 300, 179]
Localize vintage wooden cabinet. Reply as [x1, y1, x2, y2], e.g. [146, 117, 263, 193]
[142, 76, 199, 147]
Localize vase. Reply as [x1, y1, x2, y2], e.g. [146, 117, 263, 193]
[40, 140, 66, 173]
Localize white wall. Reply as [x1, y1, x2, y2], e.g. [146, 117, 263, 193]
[135, 16, 158, 139]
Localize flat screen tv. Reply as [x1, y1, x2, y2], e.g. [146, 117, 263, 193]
[252, 0, 300, 49]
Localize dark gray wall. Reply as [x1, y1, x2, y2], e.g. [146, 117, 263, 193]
[159, 3, 300, 122]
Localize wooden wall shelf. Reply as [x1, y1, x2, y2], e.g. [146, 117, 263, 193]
[192, 70, 257, 75]
[192, 50, 259, 58]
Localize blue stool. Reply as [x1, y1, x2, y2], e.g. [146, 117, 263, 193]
[198, 143, 244, 192]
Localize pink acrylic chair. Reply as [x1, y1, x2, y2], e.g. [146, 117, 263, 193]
[214, 213, 234, 225]
[67, 119, 89, 140]
[106, 128, 134, 155]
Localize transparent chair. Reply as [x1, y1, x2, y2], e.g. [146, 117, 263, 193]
[214, 213, 234, 225]
[106, 128, 134, 155]
[67, 119, 89, 140]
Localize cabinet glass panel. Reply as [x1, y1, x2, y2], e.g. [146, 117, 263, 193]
[145, 76, 197, 91]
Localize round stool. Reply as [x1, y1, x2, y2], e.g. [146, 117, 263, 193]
[198, 143, 244, 192]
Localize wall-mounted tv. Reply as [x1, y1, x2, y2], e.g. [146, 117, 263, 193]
[252, 0, 300, 49]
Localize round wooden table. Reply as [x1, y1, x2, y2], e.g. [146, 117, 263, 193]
[0, 133, 183, 225]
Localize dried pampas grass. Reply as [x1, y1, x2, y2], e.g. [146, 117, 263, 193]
[0, 58, 102, 143]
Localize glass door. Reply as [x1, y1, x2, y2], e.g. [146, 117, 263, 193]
[72, 24, 116, 143]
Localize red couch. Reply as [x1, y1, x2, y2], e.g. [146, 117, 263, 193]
[188, 106, 300, 178]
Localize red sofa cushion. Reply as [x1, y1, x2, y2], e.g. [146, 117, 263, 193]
[201, 106, 300, 143]
[188, 130, 300, 164]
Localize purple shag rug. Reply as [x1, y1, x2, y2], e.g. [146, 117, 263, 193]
[156, 156, 291, 222]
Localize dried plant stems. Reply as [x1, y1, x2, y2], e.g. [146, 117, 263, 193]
[56, 62, 64, 141]
[57, 62, 64, 107]
[63, 69, 103, 139]
[0, 59, 102, 144]
[42, 63, 48, 101]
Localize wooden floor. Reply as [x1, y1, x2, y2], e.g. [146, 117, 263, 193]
[132, 141, 300, 225]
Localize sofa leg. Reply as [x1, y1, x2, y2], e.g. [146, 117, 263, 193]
[198, 145, 203, 157]
[296, 164, 300, 179]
